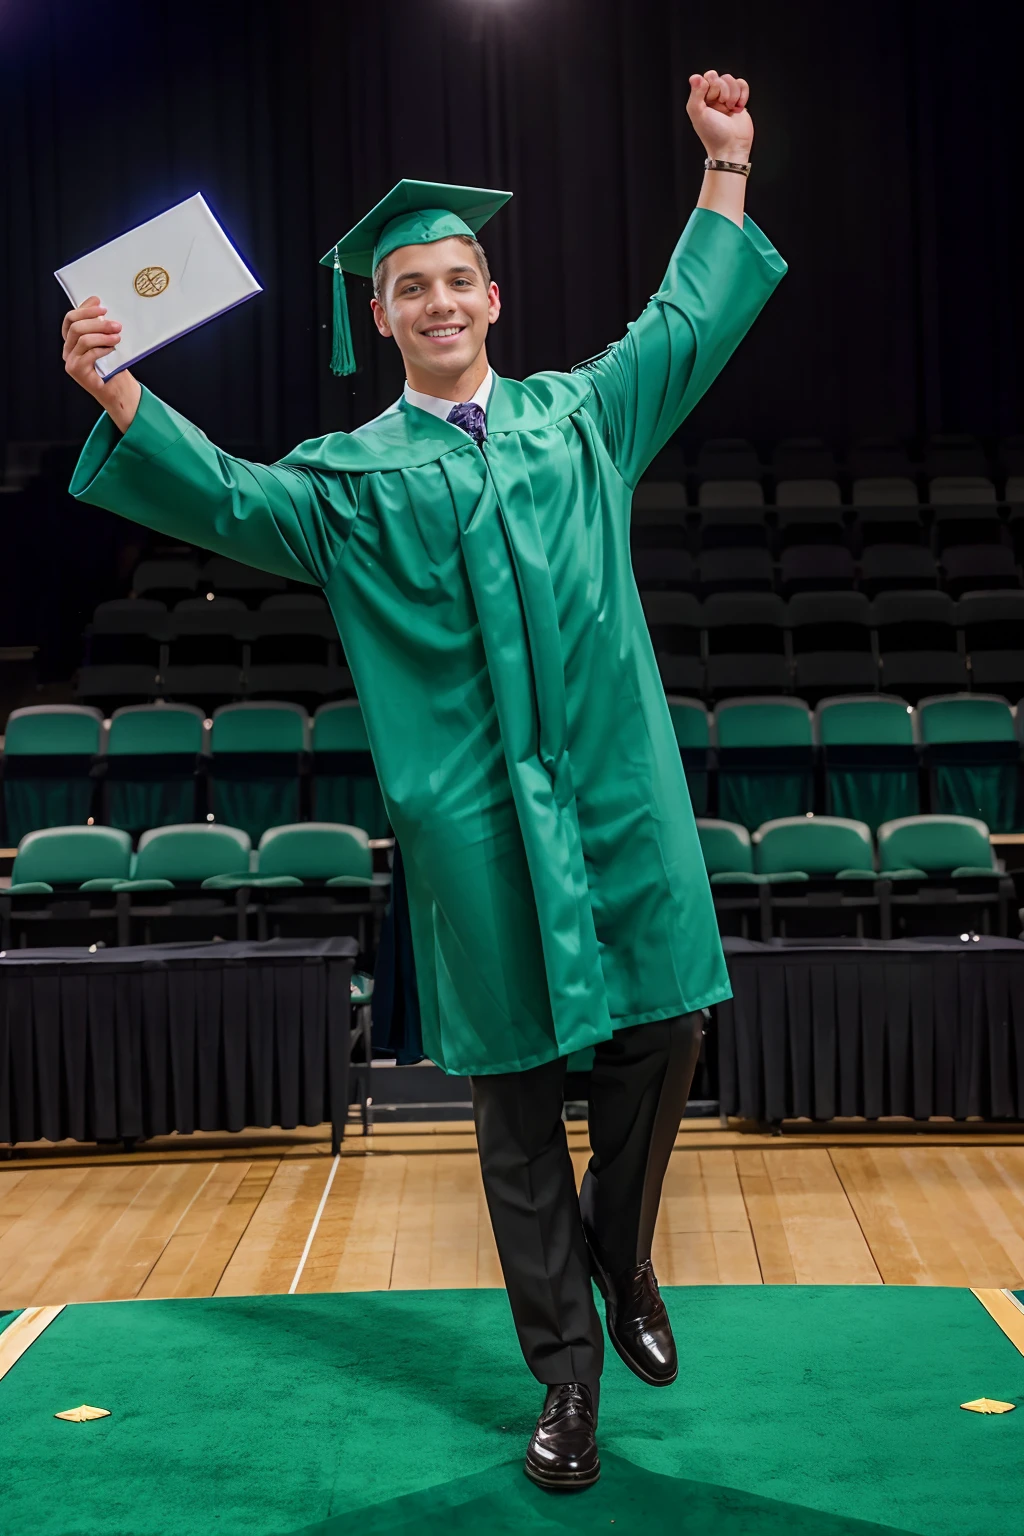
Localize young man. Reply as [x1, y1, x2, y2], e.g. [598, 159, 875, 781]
[62, 71, 785, 1490]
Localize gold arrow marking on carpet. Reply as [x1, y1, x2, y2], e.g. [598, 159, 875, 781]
[0, 1305, 66, 1384]
[55, 1404, 110, 1422]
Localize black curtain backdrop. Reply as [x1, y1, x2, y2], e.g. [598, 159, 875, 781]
[2, 1, 1022, 526]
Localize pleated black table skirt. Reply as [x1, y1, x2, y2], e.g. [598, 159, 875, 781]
[0, 938, 357, 1147]
[718, 936, 1024, 1122]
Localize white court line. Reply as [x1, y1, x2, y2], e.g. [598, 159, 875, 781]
[288, 1155, 340, 1295]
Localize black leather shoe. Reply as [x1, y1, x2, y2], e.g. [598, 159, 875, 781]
[588, 1246, 678, 1387]
[524, 1383, 600, 1491]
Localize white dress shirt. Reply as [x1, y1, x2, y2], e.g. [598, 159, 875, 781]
[403, 368, 494, 437]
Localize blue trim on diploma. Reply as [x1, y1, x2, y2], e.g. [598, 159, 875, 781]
[95, 287, 263, 379]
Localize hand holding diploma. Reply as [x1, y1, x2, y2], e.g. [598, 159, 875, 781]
[62, 299, 141, 432]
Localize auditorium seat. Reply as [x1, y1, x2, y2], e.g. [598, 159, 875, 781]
[694, 506, 769, 550]
[253, 822, 387, 948]
[779, 545, 856, 598]
[957, 592, 1024, 700]
[874, 591, 968, 701]
[200, 555, 287, 608]
[130, 822, 251, 885]
[695, 817, 764, 938]
[816, 694, 919, 829]
[704, 594, 790, 699]
[928, 476, 997, 505]
[697, 479, 764, 507]
[788, 592, 877, 703]
[7, 823, 131, 891]
[667, 697, 710, 815]
[753, 814, 881, 939]
[941, 546, 1020, 599]
[84, 599, 167, 668]
[930, 503, 1006, 553]
[104, 702, 207, 836]
[876, 813, 1013, 936]
[774, 478, 842, 507]
[2, 704, 103, 844]
[630, 504, 691, 550]
[924, 434, 989, 480]
[847, 439, 915, 480]
[852, 477, 919, 507]
[162, 597, 249, 712]
[775, 506, 847, 550]
[917, 695, 1021, 832]
[697, 547, 774, 595]
[0, 823, 130, 947]
[1008, 506, 1024, 563]
[631, 547, 697, 592]
[311, 700, 390, 837]
[853, 504, 926, 550]
[113, 822, 253, 944]
[209, 702, 310, 842]
[695, 438, 761, 482]
[131, 558, 199, 607]
[714, 696, 814, 827]
[860, 545, 939, 597]
[998, 437, 1024, 486]
[632, 480, 687, 512]
[771, 437, 839, 483]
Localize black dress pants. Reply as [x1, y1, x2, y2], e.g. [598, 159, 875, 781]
[470, 1011, 704, 1392]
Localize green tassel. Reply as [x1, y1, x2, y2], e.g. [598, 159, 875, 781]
[330, 256, 356, 377]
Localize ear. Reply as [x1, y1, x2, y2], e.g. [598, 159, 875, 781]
[486, 281, 501, 325]
[370, 297, 393, 339]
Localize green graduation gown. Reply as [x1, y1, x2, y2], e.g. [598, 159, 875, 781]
[70, 207, 786, 1076]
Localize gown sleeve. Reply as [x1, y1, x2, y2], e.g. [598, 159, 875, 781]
[579, 208, 787, 489]
[69, 386, 358, 586]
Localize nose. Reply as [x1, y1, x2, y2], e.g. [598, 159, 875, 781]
[425, 282, 456, 315]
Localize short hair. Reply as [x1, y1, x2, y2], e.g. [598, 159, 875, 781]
[373, 234, 491, 302]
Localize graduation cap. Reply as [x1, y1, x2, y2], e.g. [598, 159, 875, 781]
[319, 179, 512, 376]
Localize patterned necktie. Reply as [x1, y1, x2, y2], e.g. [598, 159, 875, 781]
[447, 400, 487, 446]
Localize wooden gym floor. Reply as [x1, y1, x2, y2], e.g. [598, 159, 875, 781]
[5, 1121, 1024, 1308]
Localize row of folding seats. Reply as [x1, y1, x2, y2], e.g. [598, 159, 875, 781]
[130, 555, 297, 608]
[669, 693, 1023, 833]
[1, 820, 389, 952]
[645, 590, 1024, 704]
[663, 431, 1024, 492]
[633, 543, 1021, 599]
[637, 472, 1022, 508]
[633, 500, 1024, 560]
[0, 701, 390, 846]
[76, 594, 350, 713]
[695, 812, 1017, 940]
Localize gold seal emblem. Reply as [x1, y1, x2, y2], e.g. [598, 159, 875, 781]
[134, 266, 170, 298]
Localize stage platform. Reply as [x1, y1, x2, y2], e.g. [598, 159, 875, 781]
[1, 1286, 1022, 1535]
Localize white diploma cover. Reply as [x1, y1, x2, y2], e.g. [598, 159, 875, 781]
[55, 193, 262, 379]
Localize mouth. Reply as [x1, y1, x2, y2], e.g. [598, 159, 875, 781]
[420, 325, 466, 342]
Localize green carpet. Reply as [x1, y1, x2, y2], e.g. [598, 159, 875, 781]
[0, 1287, 1021, 1536]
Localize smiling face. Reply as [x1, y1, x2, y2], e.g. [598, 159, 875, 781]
[370, 235, 501, 396]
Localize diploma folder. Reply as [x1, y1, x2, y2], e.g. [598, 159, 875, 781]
[55, 193, 262, 379]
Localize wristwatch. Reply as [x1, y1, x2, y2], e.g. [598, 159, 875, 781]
[704, 157, 751, 178]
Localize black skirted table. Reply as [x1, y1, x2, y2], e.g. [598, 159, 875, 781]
[0, 937, 358, 1152]
[718, 935, 1024, 1123]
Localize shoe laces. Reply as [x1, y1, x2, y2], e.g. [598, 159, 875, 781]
[542, 1383, 594, 1428]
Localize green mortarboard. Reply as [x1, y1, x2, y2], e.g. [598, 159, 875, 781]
[319, 179, 512, 377]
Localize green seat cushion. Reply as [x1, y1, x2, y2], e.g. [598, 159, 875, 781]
[835, 868, 878, 881]
[951, 866, 1000, 879]
[79, 877, 125, 892]
[6, 882, 54, 895]
[111, 879, 176, 893]
[709, 871, 764, 886]
[763, 870, 811, 884]
[199, 873, 303, 890]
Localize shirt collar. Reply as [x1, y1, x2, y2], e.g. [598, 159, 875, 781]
[403, 367, 493, 425]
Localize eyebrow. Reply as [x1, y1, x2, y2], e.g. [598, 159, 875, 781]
[391, 264, 478, 286]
